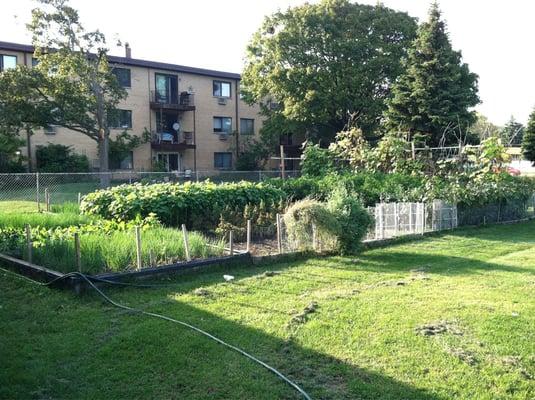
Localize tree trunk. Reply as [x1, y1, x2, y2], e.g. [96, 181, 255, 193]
[98, 128, 110, 188]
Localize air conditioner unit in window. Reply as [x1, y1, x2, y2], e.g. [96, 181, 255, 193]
[219, 133, 228, 141]
[217, 97, 227, 105]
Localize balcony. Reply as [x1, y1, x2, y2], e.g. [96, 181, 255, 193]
[151, 131, 195, 152]
[150, 91, 195, 111]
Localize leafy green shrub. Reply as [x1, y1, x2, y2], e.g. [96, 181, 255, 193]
[80, 180, 286, 231]
[300, 142, 337, 177]
[327, 188, 373, 253]
[36, 144, 90, 172]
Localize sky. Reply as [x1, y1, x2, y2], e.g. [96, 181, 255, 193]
[1, 0, 533, 126]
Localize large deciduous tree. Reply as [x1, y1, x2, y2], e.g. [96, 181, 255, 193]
[522, 108, 535, 165]
[241, 0, 417, 144]
[0, 0, 126, 184]
[384, 2, 479, 146]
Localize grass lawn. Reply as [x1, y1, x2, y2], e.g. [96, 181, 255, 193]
[1, 221, 534, 399]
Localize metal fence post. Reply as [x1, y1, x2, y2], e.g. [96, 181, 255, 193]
[36, 172, 40, 212]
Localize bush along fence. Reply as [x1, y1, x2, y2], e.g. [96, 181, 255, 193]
[0, 171, 301, 207]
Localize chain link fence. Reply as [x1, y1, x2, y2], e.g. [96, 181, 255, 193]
[365, 200, 457, 241]
[0, 171, 301, 207]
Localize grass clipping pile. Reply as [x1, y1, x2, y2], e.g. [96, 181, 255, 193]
[283, 190, 372, 254]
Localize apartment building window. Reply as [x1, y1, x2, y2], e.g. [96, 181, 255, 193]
[112, 67, 131, 88]
[109, 109, 132, 129]
[213, 117, 232, 133]
[0, 55, 17, 71]
[240, 118, 254, 135]
[214, 152, 232, 169]
[155, 73, 178, 104]
[213, 80, 231, 98]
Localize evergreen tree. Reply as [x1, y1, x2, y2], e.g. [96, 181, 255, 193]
[522, 108, 535, 165]
[384, 2, 479, 146]
[500, 116, 524, 146]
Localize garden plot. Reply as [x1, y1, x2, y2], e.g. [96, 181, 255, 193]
[0, 201, 225, 275]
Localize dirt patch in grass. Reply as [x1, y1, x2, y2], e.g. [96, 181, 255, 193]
[290, 301, 319, 325]
[446, 346, 478, 365]
[415, 320, 463, 336]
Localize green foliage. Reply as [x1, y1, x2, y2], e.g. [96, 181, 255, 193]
[283, 193, 372, 254]
[234, 137, 271, 171]
[467, 113, 501, 143]
[0, 0, 129, 174]
[326, 187, 373, 253]
[242, 0, 417, 140]
[80, 181, 286, 231]
[0, 223, 222, 274]
[36, 143, 90, 172]
[109, 129, 150, 169]
[300, 142, 337, 177]
[267, 169, 535, 214]
[384, 3, 479, 146]
[0, 130, 25, 172]
[522, 107, 535, 165]
[500, 116, 524, 146]
[328, 128, 370, 171]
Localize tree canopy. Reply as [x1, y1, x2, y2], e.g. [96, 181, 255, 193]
[384, 2, 479, 146]
[0, 0, 127, 178]
[241, 0, 417, 143]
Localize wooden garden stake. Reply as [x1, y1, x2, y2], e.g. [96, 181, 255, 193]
[25, 224, 32, 264]
[182, 224, 191, 261]
[276, 214, 282, 254]
[246, 220, 252, 253]
[74, 232, 81, 272]
[229, 231, 234, 256]
[312, 223, 317, 252]
[280, 145, 286, 180]
[135, 226, 142, 270]
[149, 250, 155, 267]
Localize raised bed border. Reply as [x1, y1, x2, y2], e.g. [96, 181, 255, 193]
[2, 216, 533, 292]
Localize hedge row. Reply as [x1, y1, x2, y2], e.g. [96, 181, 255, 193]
[80, 181, 285, 231]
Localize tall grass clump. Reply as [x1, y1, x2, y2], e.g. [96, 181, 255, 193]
[27, 227, 224, 274]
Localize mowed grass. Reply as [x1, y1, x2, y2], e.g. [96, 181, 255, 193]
[0, 201, 93, 229]
[1, 222, 534, 399]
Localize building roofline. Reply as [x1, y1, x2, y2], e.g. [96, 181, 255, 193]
[0, 40, 241, 80]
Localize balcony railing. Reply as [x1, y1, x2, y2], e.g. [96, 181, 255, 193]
[150, 91, 195, 111]
[151, 131, 195, 151]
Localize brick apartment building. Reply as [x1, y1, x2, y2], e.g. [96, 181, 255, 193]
[0, 41, 266, 172]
